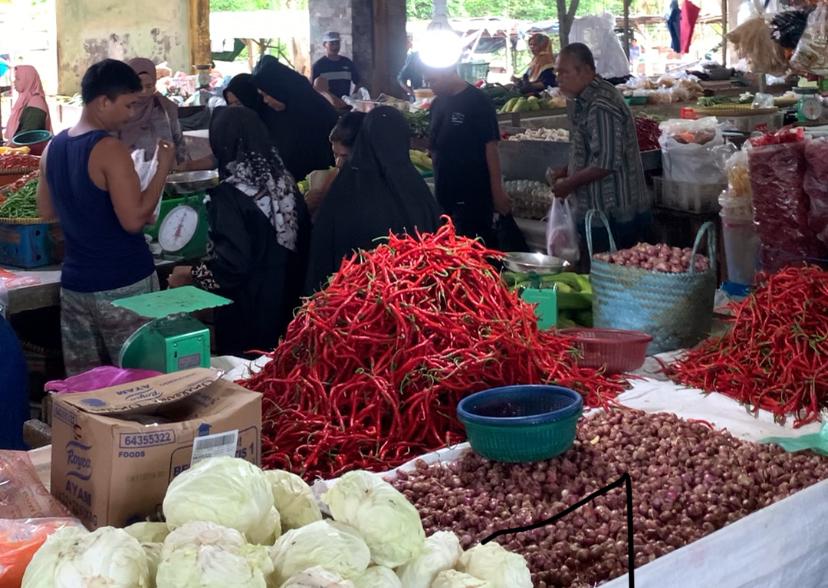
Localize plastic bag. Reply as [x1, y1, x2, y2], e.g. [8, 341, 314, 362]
[45, 366, 161, 394]
[804, 137, 828, 246]
[727, 17, 789, 75]
[569, 13, 630, 79]
[725, 150, 752, 198]
[546, 197, 580, 264]
[0, 518, 83, 587]
[790, 3, 828, 75]
[0, 451, 72, 519]
[761, 423, 828, 456]
[659, 118, 733, 184]
[132, 146, 161, 224]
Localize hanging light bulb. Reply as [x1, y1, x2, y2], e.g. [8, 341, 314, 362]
[419, 0, 462, 69]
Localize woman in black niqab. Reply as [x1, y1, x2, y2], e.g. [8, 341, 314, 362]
[252, 55, 338, 181]
[305, 106, 441, 293]
[189, 106, 310, 356]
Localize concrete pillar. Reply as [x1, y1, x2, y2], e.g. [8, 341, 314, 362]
[307, 0, 407, 97]
[54, 0, 191, 95]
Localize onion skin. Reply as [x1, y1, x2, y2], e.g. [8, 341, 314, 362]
[391, 410, 828, 587]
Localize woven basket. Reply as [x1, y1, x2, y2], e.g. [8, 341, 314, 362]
[586, 210, 717, 354]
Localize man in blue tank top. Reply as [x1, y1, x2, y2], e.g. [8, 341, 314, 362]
[37, 59, 175, 375]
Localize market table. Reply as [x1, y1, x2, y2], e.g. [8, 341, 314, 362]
[3, 258, 177, 316]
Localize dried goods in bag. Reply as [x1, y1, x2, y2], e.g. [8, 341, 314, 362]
[804, 137, 828, 245]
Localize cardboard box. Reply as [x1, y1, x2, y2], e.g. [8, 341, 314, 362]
[50, 368, 262, 529]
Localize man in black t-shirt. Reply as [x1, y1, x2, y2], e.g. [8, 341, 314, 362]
[427, 65, 510, 245]
[312, 31, 360, 99]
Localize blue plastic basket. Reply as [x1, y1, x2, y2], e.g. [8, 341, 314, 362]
[457, 385, 583, 462]
[0, 221, 56, 268]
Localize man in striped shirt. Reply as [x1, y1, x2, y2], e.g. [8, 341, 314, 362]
[550, 43, 650, 248]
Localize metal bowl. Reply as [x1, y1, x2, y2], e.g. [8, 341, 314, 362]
[166, 170, 219, 195]
[503, 252, 565, 274]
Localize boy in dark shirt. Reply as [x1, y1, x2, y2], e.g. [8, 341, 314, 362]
[426, 65, 510, 245]
[312, 32, 360, 99]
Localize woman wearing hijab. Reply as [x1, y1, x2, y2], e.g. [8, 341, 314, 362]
[117, 57, 187, 164]
[223, 73, 262, 110]
[512, 33, 557, 93]
[252, 55, 338, 182]
[305, 106, 441, 293]
[167, 107, 310, 356]
[4, 64, 51, 142]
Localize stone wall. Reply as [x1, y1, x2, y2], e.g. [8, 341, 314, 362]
[55, 0, 191, 95]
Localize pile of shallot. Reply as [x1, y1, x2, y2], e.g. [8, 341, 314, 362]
[392, 410, 828, 587]
[593, 242, 710, 273]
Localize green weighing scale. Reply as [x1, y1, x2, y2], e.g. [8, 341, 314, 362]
[145, 171, 216, 260]
[114, 286, 231, 373]
[794, 88, 825, 123]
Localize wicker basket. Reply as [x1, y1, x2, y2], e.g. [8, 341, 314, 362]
[586, 210, 717, 354]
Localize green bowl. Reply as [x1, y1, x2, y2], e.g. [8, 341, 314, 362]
[457, 385, 583, 463]
[12, 129, 52, 156]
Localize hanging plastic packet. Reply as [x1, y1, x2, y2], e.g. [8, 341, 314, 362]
[546, 196, 580, 264]
[131, 146, 161, 225]
[761, 423, 828, 456]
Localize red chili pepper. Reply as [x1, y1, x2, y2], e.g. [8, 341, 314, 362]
[242, 219, 629, 480]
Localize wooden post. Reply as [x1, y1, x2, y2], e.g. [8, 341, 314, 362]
[623, 0, 631, 59]
[556, 0, 580, 48]
[189, 0, 211, 68]
[721, 0, 728, 65]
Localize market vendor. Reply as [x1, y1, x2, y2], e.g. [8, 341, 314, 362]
[427, 63, 510, 246]
[311, 31, 361, 99]
[550, 43, 650, 249]
[305, 106, 440, 293]
[512, 33, 558, 93]
[252, 55, 338, 182]
[305, 111, 366, 217]
[37, 59, 175, 375]
[117, 58, 188, 166]
[398, 34, 426, 99]
[167, 106, 310, 356]
[4, 64, 52, 143]
[223, 73, 262, 110]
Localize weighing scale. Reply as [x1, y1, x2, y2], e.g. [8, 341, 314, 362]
[795, 89, 825, 123]
[145, 171, 218, 260]
[114, 286, 231, 373]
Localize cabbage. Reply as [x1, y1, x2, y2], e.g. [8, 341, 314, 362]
[125, 522, 171, 544]
[431, 570, 490, 588]
[143, 542, 163, 585]
[264, 469, 323, 530]
[322, 470, 425, 567]
[270, 520, 370, 583]
[457, 543, 531, 588]
[353, 566, 402, 588]
[396, 531, 462, 588]
[156, 521, 273, 588]
[22, 527, 89, 588]
[22, 526, 151, 588]
[163, 456, 281, 544]
[280, 566, 355, 587]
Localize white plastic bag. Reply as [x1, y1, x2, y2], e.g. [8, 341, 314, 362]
[569, 13, 630, 78]
[132, 146, 162, 225]
[791, 3, 828, 75]
[658, 118, 731, 184]
[546, 196, 580, 264]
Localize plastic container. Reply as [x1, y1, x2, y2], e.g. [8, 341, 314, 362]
[560, 328, 652, 373]
[0, 221, 56, 268]
[520, 287, 557, 330]
[11, 130, 52, 156]
[457, 385, 583, 463]
[661, 179, 724, 213]
[717, 191, 753, 220]
[721, 213, 760, 286]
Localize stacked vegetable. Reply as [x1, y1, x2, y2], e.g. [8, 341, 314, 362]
[505, 180, 553, 220]
[669, 265, 828, 427]
[393, 410, 828, 587]
[242, 221, 628, 480]
[593, 242, 710, 274]
[409, 149, 433, 174]
[0, 152, 39, 172]
[506, 128, 570, 142]
[22, 457, 533, 588]
[634, 116, 660, 152]
[0, 177, 39, 218]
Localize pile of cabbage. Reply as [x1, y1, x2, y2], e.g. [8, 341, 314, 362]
[22, 456, 532, 588]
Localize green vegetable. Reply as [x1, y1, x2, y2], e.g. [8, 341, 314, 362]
[0, 179, 39, 218]
[263, 469, 323, 531]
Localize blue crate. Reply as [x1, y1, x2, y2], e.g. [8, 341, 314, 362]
[0, 221, 55, 268]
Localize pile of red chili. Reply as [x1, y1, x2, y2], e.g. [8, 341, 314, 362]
[0, 153, 39, 171]
[668, 265, 828, 427]
[635, 116, 661, 152]
[242, 221, 628, 480]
